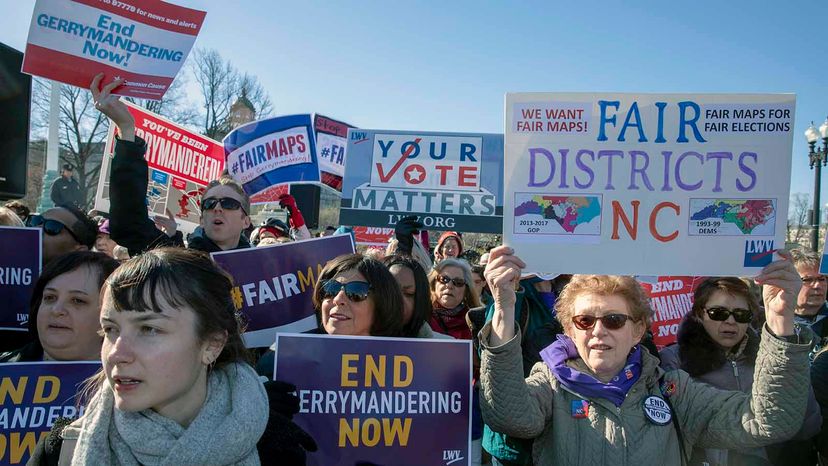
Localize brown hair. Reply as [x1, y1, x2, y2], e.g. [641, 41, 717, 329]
[691, 277, 760, 319]
[429, 258, 482, 309]
[555, 275, 653, 333]
[312, 253, 404, 337]
[203, 177, 251, 215]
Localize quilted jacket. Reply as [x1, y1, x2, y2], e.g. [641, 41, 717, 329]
[479, 323, 813, 466]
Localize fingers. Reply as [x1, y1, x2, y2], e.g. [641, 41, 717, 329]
[165, 208, 174, 220]
[90, 73, 104, 98]
[101, 77, 124, 97]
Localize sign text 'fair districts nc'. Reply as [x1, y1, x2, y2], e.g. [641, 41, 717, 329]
[504, 93, 795, 276]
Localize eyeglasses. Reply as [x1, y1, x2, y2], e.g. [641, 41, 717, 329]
[27, 215, 81, 243]
[704, 306, 752, 324]
[321, 280, 371, 302]
[801, 276, 828, 286]
[436, 274, 466, 287]
[201, 197, 246, 214]
[571, 313, 635, 331]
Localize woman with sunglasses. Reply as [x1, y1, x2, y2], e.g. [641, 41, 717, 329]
[479, 246, 814, 465]
[429, 258, 482, 340]
[660, 277, 822, 466]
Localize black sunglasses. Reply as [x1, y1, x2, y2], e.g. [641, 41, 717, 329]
[705, 306, 752, 324]
[321, 280, 371, 302]
[201, 197, 246, 214]
[436, 274, 466, 287]
[572, 313, 635, 331]
[27, 215, 82, 243]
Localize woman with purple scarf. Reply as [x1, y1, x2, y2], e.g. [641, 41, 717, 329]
[478, 246, 814, 465]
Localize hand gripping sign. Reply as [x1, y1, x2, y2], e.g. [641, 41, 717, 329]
[340, 130, 504, 233]
[23, 0, 205, 99]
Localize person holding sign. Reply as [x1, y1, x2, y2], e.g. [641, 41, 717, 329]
[2, 251, 119, 363]
[35, 248, 313, 465]
[660, 277, 822, 466]
[479, 246, 813, 465]
[90, 74, 253, 256]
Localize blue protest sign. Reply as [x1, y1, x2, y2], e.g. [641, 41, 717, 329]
[210, 235, 355, 347]
[0, 361, 101, 466]
[223, 114, 321, 204]
[0, 227, 42, 332]
[275, 334, 472, 466]
[340, 130, 504, 233]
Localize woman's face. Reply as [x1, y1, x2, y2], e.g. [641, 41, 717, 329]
[567, 293, 645, 383]
[100, 286, 223, 426]
[320, 269, 375, 336]
[36, 265, 103, 361]
[434, 265, 467, 309]
[700, 290, 750, 350]
[389, 265, 416, 325]
[95, 233, 117, 256]
[441, 238, 460, 258]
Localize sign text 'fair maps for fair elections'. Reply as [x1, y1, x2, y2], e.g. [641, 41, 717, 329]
[0, 362, 100, 466]
[22, 0, 205, 100]
[0, 228, 41, 332]
[504, 93, 794, 276]
[339, 130, 504, 233]
[275, 334, 472, 466]
[94, 101, 224, 235]
[223, 114, 322, 205]
[210, 235, 355, 348]
[637, 276, 706, 348]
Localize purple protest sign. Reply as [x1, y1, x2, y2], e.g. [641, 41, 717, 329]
[0, 227, 42, 332]
[211, 235, 355, 347]
[0, 361, 101, 466]
[275, 334, 472, 466]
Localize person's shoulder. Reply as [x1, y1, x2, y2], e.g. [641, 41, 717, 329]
[659, 344, 681, 370]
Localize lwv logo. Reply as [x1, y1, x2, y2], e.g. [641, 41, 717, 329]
[743, 239, 775, 267]
[442, 449, 464, 465]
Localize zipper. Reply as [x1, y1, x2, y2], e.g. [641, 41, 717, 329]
[730, 360, 741, 390]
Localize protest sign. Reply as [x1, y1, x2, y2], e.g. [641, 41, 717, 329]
[22, 0, 205, 99]
[340, 130, 504, 233]
[0, 227, 41, 332]
[94, 101, 224, 234]
[211, 235, 355, 347]
[275, 334, 472, 466]
[637, 276, 707, 348]
[0, 361, 100, 466]
[315, 114, 355, 192]
[353, 226, 394, 247]
[223, 115, 321, 205]
[504, 93, 795, 276]
[820, 242, 828, 275]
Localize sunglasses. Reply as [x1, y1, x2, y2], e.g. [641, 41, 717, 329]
[201, 197, 246, 214]
[571, 313, 635, 331]
[321, 280, 371, 302]
[704, 306, 752, 324]
[436, 274, 466, 287]
[27, 215, 82, 243]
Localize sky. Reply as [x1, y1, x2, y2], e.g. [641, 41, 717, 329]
[2, 0, 827, 207]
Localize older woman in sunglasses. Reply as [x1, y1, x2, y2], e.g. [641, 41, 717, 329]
[479, 246, 814, 465]
[429, 258, 482, 340]
[660, 277, 822, 466]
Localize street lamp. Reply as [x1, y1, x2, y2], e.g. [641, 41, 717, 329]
[805, 118, 828, 252]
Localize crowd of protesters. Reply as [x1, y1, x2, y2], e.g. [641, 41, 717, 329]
[1, 77, 827, 466]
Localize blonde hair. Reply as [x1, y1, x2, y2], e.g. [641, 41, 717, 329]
[555, 275, 653, 333]
[0, 207, 24, 227]
[791, 248, 821, 271]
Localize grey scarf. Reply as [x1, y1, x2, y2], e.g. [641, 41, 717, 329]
[69, 362, 268, 466]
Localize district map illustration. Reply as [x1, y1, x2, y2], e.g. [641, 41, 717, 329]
[513, 193, 601, 235]
[688, 199, 776, 236]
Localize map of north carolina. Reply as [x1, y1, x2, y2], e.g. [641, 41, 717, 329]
[514, 196, 601, 233]
[690, 199, 775, 234]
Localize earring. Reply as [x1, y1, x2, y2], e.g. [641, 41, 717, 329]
[207, 358, 216, 373]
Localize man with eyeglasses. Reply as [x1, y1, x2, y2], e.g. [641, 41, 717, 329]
[791, 249, 828, 356]
[28, 205, 97, 265]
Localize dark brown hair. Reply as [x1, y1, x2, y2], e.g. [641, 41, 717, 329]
[384, 254, 432, 337]
[313, 253, 403, 337]
[691, 277, 760, 319]
[105, 247, 250, 368]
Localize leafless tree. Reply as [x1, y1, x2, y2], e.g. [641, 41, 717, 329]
[787, 192, 810, 246]
[191, 48, 273, 139]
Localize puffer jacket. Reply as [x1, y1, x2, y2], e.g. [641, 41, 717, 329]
[479, 323, 813, 466]
[660, 315, 822, 466]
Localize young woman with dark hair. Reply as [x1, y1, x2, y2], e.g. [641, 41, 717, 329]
[384, 254, 439, 338]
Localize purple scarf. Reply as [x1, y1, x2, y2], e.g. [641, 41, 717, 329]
[540, 334, 642, 407]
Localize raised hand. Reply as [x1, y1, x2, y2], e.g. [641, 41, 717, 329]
[90, 73, 135, 141]
[754, 249, 802, 337]
[484, 245, 525, 344]
[153, 209, 178, 238]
